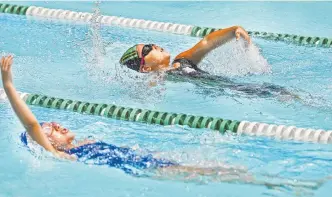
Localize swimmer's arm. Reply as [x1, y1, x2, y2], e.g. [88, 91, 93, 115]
[0, 56, 58, 154]
[175, 26, 251, 65]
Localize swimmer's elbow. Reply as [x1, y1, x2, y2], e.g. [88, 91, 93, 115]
[232, 25, 242, 29]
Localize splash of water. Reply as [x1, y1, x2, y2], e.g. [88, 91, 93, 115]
[84, 0, 106, 71]
[77, 1, 166, 104]
[201, 40, 272, 77]
[0, 89, 6, 100]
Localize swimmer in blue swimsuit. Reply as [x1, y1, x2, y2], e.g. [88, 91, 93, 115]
[119, 26, 300, 99]
[0, 55, 250, 179]
[1, 56, 325, 189]
[20, 127, 177, 177]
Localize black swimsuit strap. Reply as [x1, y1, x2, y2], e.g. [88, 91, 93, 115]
[172, 58, 208, 74]
[172, 58, 197, 68]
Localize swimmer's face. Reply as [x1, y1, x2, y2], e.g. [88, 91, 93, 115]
[137, 44, 170, 72]
[42, 122, 75, 150]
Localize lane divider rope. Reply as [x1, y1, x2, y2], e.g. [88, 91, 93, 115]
[1, 89, 331, 144]
[0, 3, 331, 47]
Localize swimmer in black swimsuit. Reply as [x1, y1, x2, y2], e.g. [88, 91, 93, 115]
[119, 26, 299, 99]
[1, 56, 324, 189]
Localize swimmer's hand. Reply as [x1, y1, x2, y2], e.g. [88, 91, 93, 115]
[1, 55, 14, 87]
[235, 27, 251, 44]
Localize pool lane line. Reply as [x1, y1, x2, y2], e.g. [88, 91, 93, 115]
[0, 3, 331, 48]
[1, 89, 331, 144]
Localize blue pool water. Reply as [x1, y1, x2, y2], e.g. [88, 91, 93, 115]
[0, 1, 332, 197]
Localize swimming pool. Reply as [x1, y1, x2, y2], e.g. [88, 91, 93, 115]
[1, 1, 332, 197]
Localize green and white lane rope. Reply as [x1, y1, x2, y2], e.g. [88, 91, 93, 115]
[0, 3, 331, 47]
[1, 89, 331, 144]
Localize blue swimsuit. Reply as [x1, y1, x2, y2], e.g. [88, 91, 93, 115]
[20, 132, 177, 176]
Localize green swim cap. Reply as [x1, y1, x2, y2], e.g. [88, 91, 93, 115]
[119, 45, 141, 72]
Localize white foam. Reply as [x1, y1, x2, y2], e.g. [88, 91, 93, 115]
[0, 89, 7, 100]
[201, 40, 272, 77]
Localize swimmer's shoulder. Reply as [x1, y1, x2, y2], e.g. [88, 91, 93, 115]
[171, 62, 181, 70]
